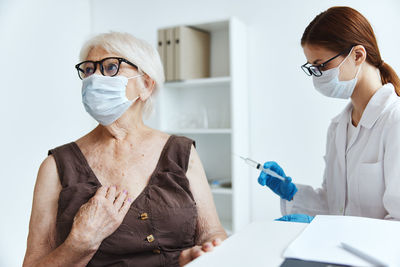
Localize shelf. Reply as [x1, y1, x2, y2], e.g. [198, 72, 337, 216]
[167, 128, 232, 135]
[156, 18, 249, 233]
[164, 76, 230, 89]
[211, 187, 233, 195]
[193, 20, 229, 32]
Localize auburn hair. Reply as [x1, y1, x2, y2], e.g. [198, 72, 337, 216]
[301, 6, 400, 95]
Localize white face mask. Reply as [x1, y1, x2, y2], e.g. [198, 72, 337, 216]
[312, 48, 362, 99]
[82, 74, 143, 125]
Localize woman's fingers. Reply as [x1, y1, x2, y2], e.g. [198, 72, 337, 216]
[106, 185, 117, 201]
[190, 246, 204, 259]
[95, 185, 108, 197]
[179, 244, 217, 267]
[212, 238, 222, 246]
[201, 238, 222, 252]
[119, 195, 133, 214]
[179, 248, 192, 266]
[114, 190, 128, 210]
[201, 242, 213, 252]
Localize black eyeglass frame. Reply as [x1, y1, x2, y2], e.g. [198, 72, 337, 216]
[75, 57, 139, 80]
[301, 46, 354, 77]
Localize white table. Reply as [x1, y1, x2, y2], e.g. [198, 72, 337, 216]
[187, 221, 307, 267]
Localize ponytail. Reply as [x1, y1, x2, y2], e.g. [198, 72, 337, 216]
[379, 62, 400, 96]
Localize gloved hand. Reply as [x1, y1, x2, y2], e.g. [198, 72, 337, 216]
[258, 161, 297, 201]
[275, 214, 314, 223]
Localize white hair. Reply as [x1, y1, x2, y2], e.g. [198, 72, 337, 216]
[79, 32, 165, 117]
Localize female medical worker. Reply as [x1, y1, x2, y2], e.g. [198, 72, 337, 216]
[259, 6, 400, 222]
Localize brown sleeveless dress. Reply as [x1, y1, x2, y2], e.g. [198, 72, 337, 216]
[48, 135, 198, 266]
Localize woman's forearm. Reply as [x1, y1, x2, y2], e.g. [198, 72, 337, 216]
[197, 228, 227, 245]
[27, 236, 98, 267]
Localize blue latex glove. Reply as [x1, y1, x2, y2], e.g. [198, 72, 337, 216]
[258, 161, 297, 201]
[275, 214, 315, 223]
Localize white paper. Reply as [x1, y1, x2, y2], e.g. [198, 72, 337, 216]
[283, 215, 400, 267]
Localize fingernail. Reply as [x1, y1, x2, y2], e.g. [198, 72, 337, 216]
[128, 197, 133, 203]
[113, 185, 117, 188]
[204, 243, 210, 248]
[123, 189, 127, 194]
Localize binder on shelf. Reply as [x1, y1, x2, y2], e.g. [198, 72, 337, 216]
[165, 28, 175, 81]
[157, 26, 210, 82]
[157, 29, 167, 78]
[174, 26, 210, 81]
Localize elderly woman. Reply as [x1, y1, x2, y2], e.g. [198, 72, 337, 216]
[23, 32, 227, 267]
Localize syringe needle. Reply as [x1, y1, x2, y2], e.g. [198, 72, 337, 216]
[239, 156, 285, 181]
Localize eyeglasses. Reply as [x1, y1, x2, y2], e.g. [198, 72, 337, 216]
[301, 47, 353, 77]
[75, 57, 138, 80]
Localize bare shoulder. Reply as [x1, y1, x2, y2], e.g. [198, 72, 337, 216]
[147, 129, 171, 149]
[32, 154, 61, 225]
[39, 154, 57, 174]
[185, 145, 227, 243]
[36, 155, 60, 192]
[185, 145, 210, 197]
[24, 155, 62, 265]
[152, 129, 171, 142]
[187, 144, 202, 175]
[185, 145, 210, 205]
[32, 155, 62, 223]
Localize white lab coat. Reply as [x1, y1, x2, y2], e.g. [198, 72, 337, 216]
[281, 83, 400, 220]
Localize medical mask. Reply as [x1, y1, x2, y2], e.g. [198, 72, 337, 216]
[82, 74, 143, 126]
[313, 48, 362, 99]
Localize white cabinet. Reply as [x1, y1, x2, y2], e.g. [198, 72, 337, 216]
[157, 18, 249, 234]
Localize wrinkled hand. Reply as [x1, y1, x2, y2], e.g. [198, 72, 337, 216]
[68, 185, 133, 251]
[179, 238, 222, 266]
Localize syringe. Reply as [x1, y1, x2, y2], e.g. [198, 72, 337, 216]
[239, 156, 285, 181]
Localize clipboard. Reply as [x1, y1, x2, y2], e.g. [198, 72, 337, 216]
[280, 258, 351, 267]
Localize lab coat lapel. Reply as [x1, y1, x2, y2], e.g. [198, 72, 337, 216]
[334, 103, 351, 174]
[347, 84, 396, 153]
[333, 103, 351, 211]
[335, 118, 347, 175]
[331, 84, 395, 214]
[345, 115, 359, 153]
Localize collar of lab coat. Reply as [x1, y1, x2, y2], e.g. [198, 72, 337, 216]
[331, 83, 397, 129]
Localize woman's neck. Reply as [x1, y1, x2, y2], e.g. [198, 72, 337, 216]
[350, 64, 383, 126]
[103, 119, 147, 142]
[95, 106, 150, 144]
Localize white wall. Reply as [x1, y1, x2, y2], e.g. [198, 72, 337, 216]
[90, 0, 400, 221]
[0, 0, 92, 266]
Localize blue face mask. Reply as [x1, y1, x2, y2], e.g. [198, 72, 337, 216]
[82, 74, 143, 126]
